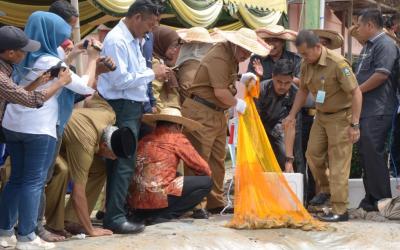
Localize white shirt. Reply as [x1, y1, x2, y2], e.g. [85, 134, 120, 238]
[97, 20, 155, 101]
[2, 55, 94, 138]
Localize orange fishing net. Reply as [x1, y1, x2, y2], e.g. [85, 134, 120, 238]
[227, 80, 325, 231]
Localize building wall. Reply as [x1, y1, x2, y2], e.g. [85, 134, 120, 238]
[288, 3, 363, 56]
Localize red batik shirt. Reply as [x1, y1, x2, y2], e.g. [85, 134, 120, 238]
[128, 126, 211, 209]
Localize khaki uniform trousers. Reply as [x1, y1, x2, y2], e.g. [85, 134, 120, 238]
[306, 109, 352, 214]
[44, 156, 69, 231]
[64, 155, 107, 224]
[182, 98, 227, 209]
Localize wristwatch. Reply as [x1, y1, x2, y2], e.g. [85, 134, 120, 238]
[351, 123, 360, 129]
[285, 156, 294, 163]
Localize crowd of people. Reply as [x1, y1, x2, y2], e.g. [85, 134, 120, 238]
[0, 0, 399, 249]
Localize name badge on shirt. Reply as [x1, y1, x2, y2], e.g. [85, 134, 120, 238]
[316, 90, 326, 104]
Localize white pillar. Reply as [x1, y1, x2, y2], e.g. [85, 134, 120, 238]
[71, 0, 83, 75]
[319, 0, 325, 29]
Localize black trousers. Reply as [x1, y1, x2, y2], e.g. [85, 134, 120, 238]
[391, 113, 400, 174]
[301, 110, 316, 203]
[135, 176, 212, 220]
[359, 115, 393, 206]
[267, 120, 304, 172]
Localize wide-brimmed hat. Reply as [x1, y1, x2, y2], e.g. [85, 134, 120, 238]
[177, 27, 222, 43]
[349, 25, 366, 44]
[215, 27, 270, 56]
[142, 107, 202, 131]
[312, 29, 344, 50]
[256, 25, 298, 41]
[103, 126, 136, 159]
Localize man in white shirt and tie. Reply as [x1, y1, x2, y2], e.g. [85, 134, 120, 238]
[97, 0, 168, 234]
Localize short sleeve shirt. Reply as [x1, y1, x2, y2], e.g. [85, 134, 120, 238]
[188, 42, 238, 109]
[300, 48, 357, 113]
[63, 93, 116, 155]
[248, 50, 302, 81]
[355, 32, 399, 118]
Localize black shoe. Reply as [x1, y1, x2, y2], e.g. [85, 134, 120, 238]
[96, 211, 105, 220]
[208, 206, 234, 214]
[105, 221, 145, 234]
[309, 193, 331, 206]
[317, 212, 349, 222]
[358, 199, 379, 212]
[191, 209, 209, 219]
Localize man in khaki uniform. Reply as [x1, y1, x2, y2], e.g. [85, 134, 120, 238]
[284, 30, 362, 222]
[61, 93, 135, 236]
[182, 28, 269, 216]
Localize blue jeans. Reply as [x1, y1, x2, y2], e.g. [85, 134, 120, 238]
[0, 129, 56, 241]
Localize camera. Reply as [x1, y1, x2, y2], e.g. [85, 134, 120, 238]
[47, 61, 66, 78]
[83, 39, 102, 52]
[100, 57, 117, 71]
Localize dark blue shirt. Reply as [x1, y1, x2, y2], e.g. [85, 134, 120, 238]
[356, 32, 399, 118]
[142, 33, 156, 113]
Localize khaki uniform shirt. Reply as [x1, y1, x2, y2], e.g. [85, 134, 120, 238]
[300, 47, 357, 113]
[188, 42, 238, 109]
[64, 93, 116, 154]
[62, 93, 116, 183]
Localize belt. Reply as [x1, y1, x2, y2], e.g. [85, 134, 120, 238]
[302, 108, 317, 117]
[191, 95, 226, 112]
[317, 108, 349, 115]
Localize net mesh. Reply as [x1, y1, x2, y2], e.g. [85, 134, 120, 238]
[226, 80, 325, 231]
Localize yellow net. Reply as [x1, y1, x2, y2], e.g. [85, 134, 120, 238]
[226, 81, 325, 231]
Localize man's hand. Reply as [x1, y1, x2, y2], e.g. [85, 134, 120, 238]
[151, 107, 157, 113]
[88, 227, 113, 237]
[153, 63, 168, 82]
[240, 72, 257, 85]
[58, 68, 72, 86]
[66, 40, 86, 63]
[282, 115, 296, 130]
[252, 59, 263, 77]
[37, 72, 53, 86]
[87, 38, 102, 59]
[348, 126, 360, 144]
[284, 161, 294, 173]
[235, 98, 247, 114]
[96, 57, 116, 75]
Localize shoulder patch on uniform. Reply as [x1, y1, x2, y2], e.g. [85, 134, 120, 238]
[339, 62, 352, 77]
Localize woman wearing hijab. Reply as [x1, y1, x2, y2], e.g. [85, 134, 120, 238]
[151, 26, 182, 112]
[0, 11, 93, 249]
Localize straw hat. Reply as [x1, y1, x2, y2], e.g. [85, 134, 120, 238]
[348, 25, 366, 44]
[142, 107, 202, 131]
[312, 29, 344, 50]
[256, 25, 298, 41]
[215, 27, 270, 57]
[383, 28, 400, 45]
[177, 27, 222, 43]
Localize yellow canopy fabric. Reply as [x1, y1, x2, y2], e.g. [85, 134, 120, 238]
[0, 0, 286, 33]
[170, 0, 223, 27]
[89, 0, 133, 16]
[238, 6, 282, 29]
[225, 0, 287, 12]
[0, 1, 102, 36]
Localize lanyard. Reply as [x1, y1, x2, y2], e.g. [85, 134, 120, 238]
[320, 76, 325, 91]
